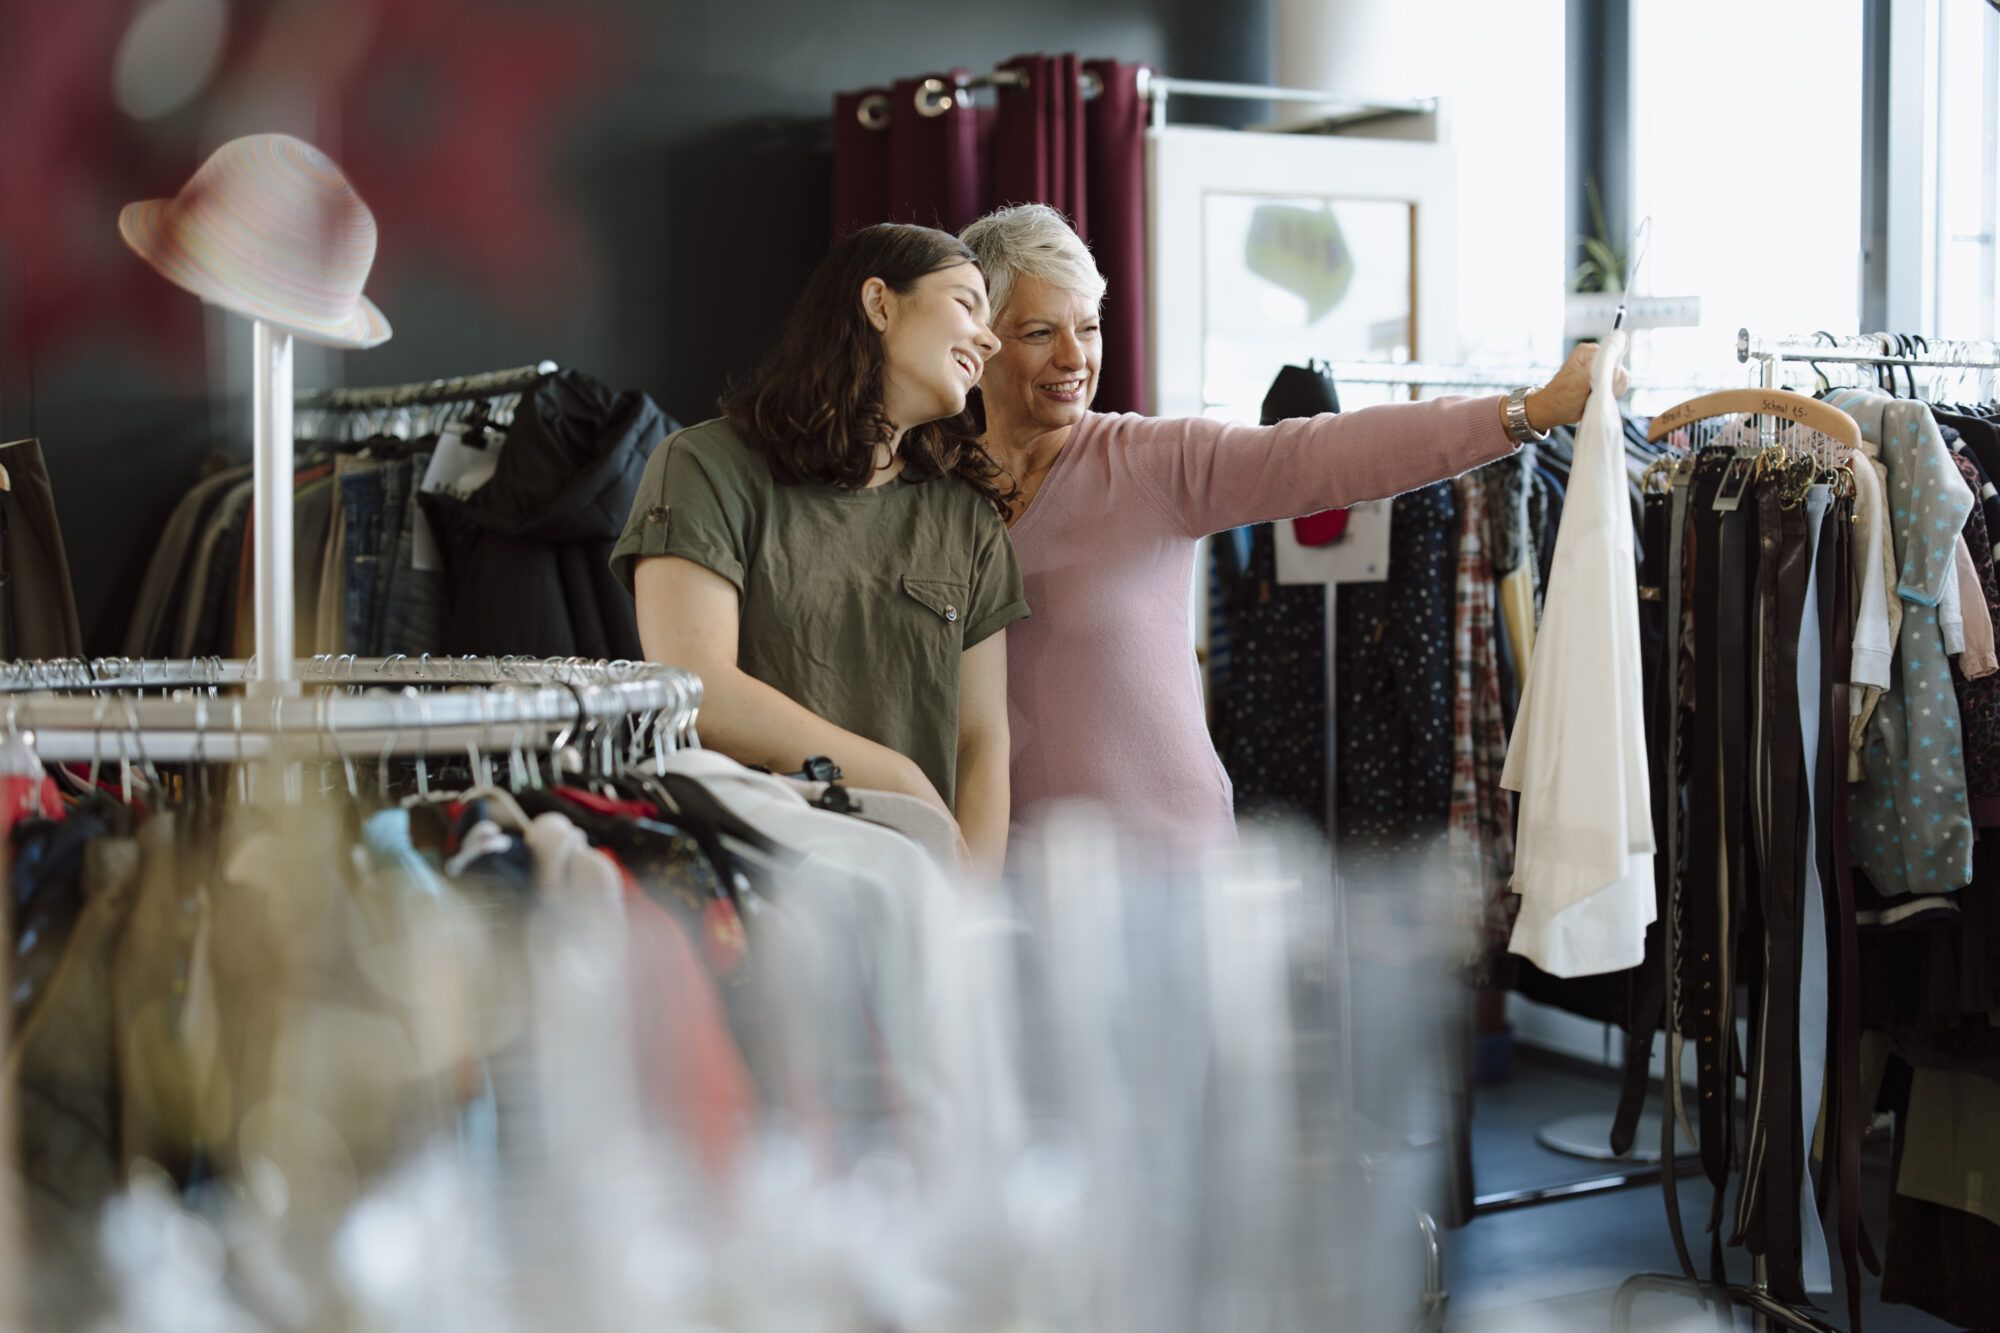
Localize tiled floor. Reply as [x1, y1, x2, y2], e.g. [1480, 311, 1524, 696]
[1441, 1050, 1959, 1331]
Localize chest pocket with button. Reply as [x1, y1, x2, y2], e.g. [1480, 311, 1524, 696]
[901, 576, 968, 631]
[895, 575, 970, 698]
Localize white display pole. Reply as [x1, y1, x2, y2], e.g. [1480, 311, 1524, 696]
[251, 319, 296, 693]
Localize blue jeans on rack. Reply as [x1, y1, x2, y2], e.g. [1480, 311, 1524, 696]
[366, 456, 413, 655]
[340, 462, 387, 656]
[380, 453, 445, 655]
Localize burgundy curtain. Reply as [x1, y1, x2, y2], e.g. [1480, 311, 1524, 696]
[989, 54, 1087, 227]
[831, 55, 1152, 413]
[830, 87, 892, 239]
[890, 70, 981, 233]
[831, 71, 981, 237]
[1081, 58, 1148, 415]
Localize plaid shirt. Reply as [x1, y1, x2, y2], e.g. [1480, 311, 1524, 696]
[1448, 474, 1518, 968]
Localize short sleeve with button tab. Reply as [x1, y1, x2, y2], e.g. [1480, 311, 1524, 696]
[609, 421, 760, 595]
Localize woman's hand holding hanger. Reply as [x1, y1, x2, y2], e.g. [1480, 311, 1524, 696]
[1520, 341, 1633, 433]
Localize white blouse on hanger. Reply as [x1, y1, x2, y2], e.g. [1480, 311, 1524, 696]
[1500, 331, 1657, 977]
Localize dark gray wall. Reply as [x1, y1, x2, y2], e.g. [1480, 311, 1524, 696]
[3, 0, 1272, 652]
[1564, 0, 1629, 306]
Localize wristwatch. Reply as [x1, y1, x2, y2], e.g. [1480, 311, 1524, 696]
[1503, 386, 1550, 445]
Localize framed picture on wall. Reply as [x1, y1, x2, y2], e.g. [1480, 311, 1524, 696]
[1147, 126, 1459, 423]
[1202, 194, 1417, 419]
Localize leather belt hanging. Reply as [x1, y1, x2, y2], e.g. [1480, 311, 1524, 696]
[1686, 455, 1732, 1199]
[1745, 488, 1811, 1305]
[1649, 469, 1704, 1288]
[1818, 495, 1869, 1332]
[1734, 484, 1782, 1266]
[1708, 460, 1756, 1293]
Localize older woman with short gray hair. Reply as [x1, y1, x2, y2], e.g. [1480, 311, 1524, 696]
[960, 202, 1621, 840]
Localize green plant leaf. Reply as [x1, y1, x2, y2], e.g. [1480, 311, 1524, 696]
[1582, 238, 1624, 285]
[1573, 176, 1629, 293]
[1586, 176, 1610, 248]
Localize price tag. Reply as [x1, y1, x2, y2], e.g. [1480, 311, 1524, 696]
[1275, 499, 1392, 585]
[419, 425, 499, 501]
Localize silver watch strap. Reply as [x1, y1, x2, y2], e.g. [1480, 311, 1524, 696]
[1504, 386, 1549, 444]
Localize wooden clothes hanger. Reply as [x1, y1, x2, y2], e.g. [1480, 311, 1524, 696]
[1645, 388, 1861, 451]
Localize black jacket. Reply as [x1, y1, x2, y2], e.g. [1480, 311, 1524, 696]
[422, 369, 673, 659]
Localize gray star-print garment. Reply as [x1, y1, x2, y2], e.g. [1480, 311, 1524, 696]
[1829, 389, 1975, 894]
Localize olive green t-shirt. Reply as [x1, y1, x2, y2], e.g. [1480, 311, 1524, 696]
[610, 417, 1028, 809]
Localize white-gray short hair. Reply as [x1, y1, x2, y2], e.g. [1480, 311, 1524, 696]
[960, 204, 1106, 322]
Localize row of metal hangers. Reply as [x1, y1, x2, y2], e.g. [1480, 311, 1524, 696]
[6, 677, 691, 814]
[1639, 332, 2000, 523]
[291, 361, 556, 446]
[1813, 331, 2000, 412]
[1640, 383, 1861, 509]
[0, 656, 704, 808]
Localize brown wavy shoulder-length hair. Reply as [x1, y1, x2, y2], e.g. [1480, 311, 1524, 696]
[722, 222, 1015, 517]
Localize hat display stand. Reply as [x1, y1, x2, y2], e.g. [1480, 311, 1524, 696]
[79, 146, 696, 773]
[116, 133, 394, 694]
[250, 320, 296, 693]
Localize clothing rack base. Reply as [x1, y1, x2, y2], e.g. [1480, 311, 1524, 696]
[1473, 1154, 1702, 1216]
[1416, 1207, 1448, 1332]
[1611, 1272, 1842, 1333]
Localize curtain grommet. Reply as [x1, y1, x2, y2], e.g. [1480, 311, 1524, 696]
[915, 77, 954, 118]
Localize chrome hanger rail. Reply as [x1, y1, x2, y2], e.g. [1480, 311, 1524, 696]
[0, 655, 700, 764]
[854, 67, 1434, 132]
[295, 361, 558, 410]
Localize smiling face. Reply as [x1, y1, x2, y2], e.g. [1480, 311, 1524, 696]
[869, 261, 1002, 431]
[979, 272, 1103, 439]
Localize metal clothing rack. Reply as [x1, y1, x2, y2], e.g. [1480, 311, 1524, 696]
[1737, 327, 2000, 403]
[293, 360, 557, 445]
[1325, 358, 1716, 1213]
[294, 361, 557, 411]
[1135, 73, 1434, 130]
[1323, 359, 1748, 394]
[290, 360, 556, 454]
[5, 351, 598, 761]
[867, 67, 1436, 133]
[0, 655, 700, 765]
[0, 654, 654, 692]
[1611, 330, 2000, 1333]
[1613, 1273, 1843, 1333]
[243, 331, 561, 695]
[1246, 358, 1729, 1327]
[1737, 327, 2000, 372]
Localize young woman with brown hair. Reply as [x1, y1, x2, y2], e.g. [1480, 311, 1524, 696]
[612, 223, 1022, 874]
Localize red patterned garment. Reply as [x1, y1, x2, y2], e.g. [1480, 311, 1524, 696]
[1448, 473, 1517, 974]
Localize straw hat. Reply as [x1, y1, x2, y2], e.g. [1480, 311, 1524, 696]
[119, 133, 392, 348]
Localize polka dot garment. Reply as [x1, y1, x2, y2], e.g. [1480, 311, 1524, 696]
[1336, 481, 1460, 856]
[1212, 523, 1330, 831]
[1828, 389, 1976, 895]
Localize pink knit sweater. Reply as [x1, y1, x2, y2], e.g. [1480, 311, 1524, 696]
[1004, 397, 1516, 838]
